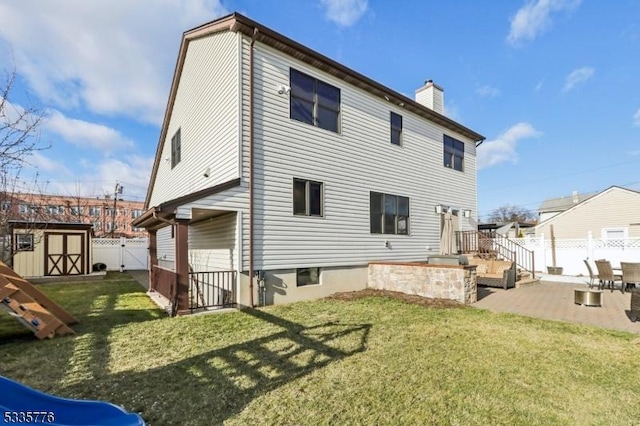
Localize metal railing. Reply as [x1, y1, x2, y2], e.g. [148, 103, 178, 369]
[188, 270, 236, 311]
[457, 231, 535, 278]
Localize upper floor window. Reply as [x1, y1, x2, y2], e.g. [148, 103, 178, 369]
[18, 204, 27, 214]
[293, 178, 323, 217]
[131, 209, 144, 219]
[89, 206, 101, 216]
[444, 135, 464, 172]
[290, 69, 340, 133]
[1, 201, 10, 211]
[171, 128, 181, 168]
[390, 112, 403, 146]
[370, 192, 410, 235]
[70, 206, 84, 216]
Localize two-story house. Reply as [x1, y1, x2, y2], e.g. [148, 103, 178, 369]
[133, 12, 484, 314]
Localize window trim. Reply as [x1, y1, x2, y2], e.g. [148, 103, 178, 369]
[296, 267, 321, 287]
[290, 68, 341, 133]
[171, 128, 182, 169]
[16, 233, 34, 252]
[370, 191, 410, 235]
[293, 178, 324, 217]
[390, 112, 403, 146]
[443, 135, 465, 172]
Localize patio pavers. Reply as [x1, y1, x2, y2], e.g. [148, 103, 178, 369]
[472, 279, 640, 333]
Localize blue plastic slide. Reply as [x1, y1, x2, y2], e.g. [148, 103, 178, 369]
[0, 376, 145, 426]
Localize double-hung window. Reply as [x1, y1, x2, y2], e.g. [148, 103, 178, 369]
[390, 112, 402, 146]
[16, 234, 34, 251]
[370, 192, 410, 235]
[290, 69, 340, 133]
[171, 128, 181, 168]
[293, 178, 323, 217]
[444, 135, 464, 171]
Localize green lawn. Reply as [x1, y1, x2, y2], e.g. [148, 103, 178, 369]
[1, 275, 640, 425]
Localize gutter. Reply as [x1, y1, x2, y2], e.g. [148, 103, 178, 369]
[248, 27, 259, 308]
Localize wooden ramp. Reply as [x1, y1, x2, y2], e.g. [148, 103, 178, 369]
[0, 262, 76, 339]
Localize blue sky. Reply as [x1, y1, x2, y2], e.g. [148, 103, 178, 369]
[1, 0, 639, 220]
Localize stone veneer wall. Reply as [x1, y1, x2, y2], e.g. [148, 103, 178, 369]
[368, 262, 477, 304]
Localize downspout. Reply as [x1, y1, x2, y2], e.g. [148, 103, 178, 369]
[249, 27, 259, 308]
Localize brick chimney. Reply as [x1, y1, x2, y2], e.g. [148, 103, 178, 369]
[415, 79, 444, 114]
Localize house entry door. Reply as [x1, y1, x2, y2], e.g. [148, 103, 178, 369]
[45, 233, 85, 276]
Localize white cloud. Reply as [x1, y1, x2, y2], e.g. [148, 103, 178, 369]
[562, 66, 594, 92]
[39, 155, 153, 200]
[507, 0, 581, 45]
[534, 81, 544, 92]
[476, 85, 501, 98]
[44, 110, 135, 151]
[478, 122, 542, 169]
[27, 152, 70, 174]
[0, 0, 228, 125]
[320, 0, 368, 28]
[633, 108, 640, 127]
[93, 156, 153, 199]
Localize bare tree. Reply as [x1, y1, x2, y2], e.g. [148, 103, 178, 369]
[486, 204, 537, 224]
[0, 65, 50, 260]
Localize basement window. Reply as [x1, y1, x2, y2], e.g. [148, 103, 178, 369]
[297, 267, 320, 286]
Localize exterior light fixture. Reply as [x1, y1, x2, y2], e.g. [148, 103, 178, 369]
[434, 205, 443, 214]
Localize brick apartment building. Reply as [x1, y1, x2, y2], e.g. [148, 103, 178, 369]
[0, 192, 147, 238]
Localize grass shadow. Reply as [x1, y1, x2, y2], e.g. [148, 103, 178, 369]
[61, 308, 371, 424]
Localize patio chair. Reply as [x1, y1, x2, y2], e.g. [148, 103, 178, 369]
[620, 262, 640, 294]
[594, 259, 623, 292]
[583, 259, 600, 289]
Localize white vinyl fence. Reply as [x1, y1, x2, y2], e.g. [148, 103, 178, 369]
[511, 233, 640, 276]
[92, 237, 148, 272]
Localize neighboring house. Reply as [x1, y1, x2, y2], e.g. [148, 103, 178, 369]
[0, 192, 146, 238]
[537, 190, 597, 223]
[533, 186, 640, 239]
[133, 12, 484, 313]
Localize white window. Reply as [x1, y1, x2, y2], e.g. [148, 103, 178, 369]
[297, 267, 320, 287]
[18, 204, 28, 214]
[16, 234, 34, 251]
[1, 201, 11, 211]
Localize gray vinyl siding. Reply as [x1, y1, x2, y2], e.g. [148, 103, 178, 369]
[149, 31, 240, 207]
[151, 32, 478, 273]
[535, 187, 640, 239]
[250, 43, 477, 270]
[157, 225, 175, 269]
[188, 212, 237, 271]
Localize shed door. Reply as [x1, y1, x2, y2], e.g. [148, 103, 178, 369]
[45, 233, 85, 276]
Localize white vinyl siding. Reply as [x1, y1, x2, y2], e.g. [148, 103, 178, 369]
[189, 212, 237, 271]
[250, 43, 477, 270]
[157, 226, 175, 269]
[149, 31, 240, 206]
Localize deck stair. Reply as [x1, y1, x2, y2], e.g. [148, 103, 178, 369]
[457, 230, 537, 280]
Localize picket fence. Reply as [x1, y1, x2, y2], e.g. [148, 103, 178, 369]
[92, 237, 148, 272]
[510, 233, 640, 276]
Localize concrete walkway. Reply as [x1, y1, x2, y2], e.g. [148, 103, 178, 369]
[473, 275, 640, 333]
[127, 270, 149, 290]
